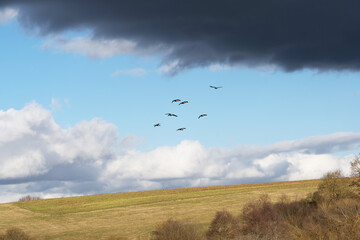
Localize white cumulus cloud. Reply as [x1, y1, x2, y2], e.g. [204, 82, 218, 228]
[1, 103, 360, 203]
[0, 103, 118, 181]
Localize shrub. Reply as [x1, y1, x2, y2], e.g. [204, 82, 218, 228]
[274, 197, 315, 229]
[206, 210, 241, 240]
[18, 195, 41, 202]
[315, 170, 354, 204]
[0, 228, 34, 240]
[300, 198, 360, 239]
[235, 187, 360, 240]
[204, 169, 360, 240]
[151, 219, 205, 240]
[240, 195, 290, 239]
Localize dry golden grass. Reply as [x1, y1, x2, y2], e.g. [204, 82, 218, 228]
[0, 179, 320, 240]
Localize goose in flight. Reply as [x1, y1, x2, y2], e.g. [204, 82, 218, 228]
[172, 99, 181, 103]
[153, 123, 161, 127]
[198, 114, 207, 119]
[165, 113, 178, 117]
[179, 101, 188, 105]
[177, 128, 186, 131]
[210, 86, 222, 89]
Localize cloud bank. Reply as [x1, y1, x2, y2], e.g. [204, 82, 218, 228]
[3, 1, 360, 74]
[0, 103, 359, 203]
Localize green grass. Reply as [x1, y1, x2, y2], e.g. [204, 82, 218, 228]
[0, 179, 321, 240]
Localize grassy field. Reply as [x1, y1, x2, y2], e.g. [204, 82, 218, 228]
[0, 179, 321, 240]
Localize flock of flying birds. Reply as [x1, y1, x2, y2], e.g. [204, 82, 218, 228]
[153, 85, 222, 131]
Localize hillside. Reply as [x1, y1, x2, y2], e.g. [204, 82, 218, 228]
[0, 179, 320, 240]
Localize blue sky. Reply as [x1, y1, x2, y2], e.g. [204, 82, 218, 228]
[2, 20, 360, 150]
[1, 4, 360, 202]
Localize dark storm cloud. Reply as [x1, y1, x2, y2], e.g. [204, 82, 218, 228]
[3, 0, 360, 73]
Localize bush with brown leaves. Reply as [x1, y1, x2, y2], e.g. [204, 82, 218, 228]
[240, 195, 291, 239]
[151, 219, 205, 240]
[206, 210, 241, 240]
[0, 228, 34, 240]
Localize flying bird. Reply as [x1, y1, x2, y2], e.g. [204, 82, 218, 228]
[198, 114, 207, 119]
[179, 101, 188, 105]
[210, 86, 223, 89]
[153, 123, 161, 127]
[177, 128, 186, 131]
[172, 99, 181, 103]
[165, 113, 178, 117]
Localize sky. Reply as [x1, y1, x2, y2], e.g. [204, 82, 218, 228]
[1, 1, 360, 203]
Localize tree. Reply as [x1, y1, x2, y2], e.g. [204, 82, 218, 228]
[350, 153, 360, 177]
[316, 170, 354, 204]
[349, 153, 360, 196]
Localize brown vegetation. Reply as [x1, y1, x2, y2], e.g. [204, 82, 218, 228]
[151, 219, 205, 240]
[240, 195, 292, 239]
[0, 228, 33, 240]
[206, 210, 241, 240]
[152, 169, 360, 240]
